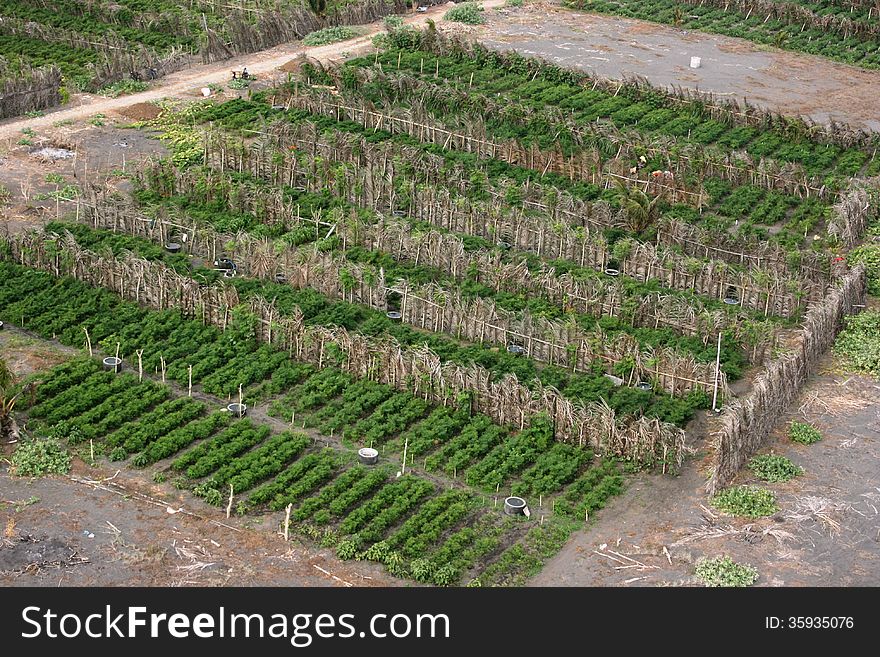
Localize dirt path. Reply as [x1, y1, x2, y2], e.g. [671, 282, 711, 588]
[0, 1, 505, 142]
[529, 356, 880, 586]
[482, 3, 880, 132]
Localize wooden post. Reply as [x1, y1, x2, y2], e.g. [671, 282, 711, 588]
[136, 349, 144, 382]
[284, 503, 292, 541]
[711, 332, 722, 411]
[83, 327, 92, 356]
[160, 356, 166, 383]
[188, 364, 193, 397]
[401, 435, 409, 475]
[226, 484, 234, 519]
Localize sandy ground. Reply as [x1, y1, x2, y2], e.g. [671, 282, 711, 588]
[530, 357, 880, 586]
[482, 3, 880, 131]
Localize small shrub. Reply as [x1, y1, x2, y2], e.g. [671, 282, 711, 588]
[336, 538, 360, 560]
[228, 77, 252, 90]
[108, 446, 127, 461]
[99, 79, 149, 98]
[445, 3, 485, 24]
[384, 551, 408, 578]
[432, 564, 459, 586]
[384, 15, 404, 30]
[847, 244, 880, 296]
[748, 454, 803, 483]
[302, 26, 357, 46]
[9, 438, 71, 477]
[710, 485, 778, 518]
[695, 556, 758, 587]
[789, 421, 822, 445]
[834, 311, 880, 379]
[505, 0, 524, 6]
[48, 421, 85, 445]
[363, 540, 391, 562]
[409, 558, 436, 582]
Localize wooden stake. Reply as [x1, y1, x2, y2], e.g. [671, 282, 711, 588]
[284, 503, 292, 541]
[711, 332, 722, 411]
[83, 327, 93, 356]
[188, 364, 193, 397]
[226, 484, 234, 519]
[136, 349, 144, 382]
[160, 356, 166, 383]
[89, 439, 94, 463]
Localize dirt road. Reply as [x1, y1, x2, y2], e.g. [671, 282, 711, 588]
[483, 3, 880, 132]
[0, 1, 505, 142]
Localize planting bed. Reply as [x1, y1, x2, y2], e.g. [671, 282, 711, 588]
[565, 0, 880, 69]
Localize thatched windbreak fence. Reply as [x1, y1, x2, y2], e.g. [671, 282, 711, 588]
[0, 62, 61, 119]
[678, 0, 880, 40]
[827, 181, 880, 248]
[204, 123, 821, 319]
[0, 17, 190, 93]
[137, 162, 778, 361]
[201, 0, 417, 62]
[280, 87, 839, 285]
[707, 265, 867, 494]
[337, 65, 834, 202]
[76, 187, 730, 401]
[2, 229, 688, 470]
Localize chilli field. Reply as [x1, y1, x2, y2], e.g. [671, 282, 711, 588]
[0, 0, 414, 118]
[566, 0, 880, 69]
[1, 25, 876, 585]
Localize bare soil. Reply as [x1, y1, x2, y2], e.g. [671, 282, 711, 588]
[530, 356, 880, 586]
[483, 3, 880, 131]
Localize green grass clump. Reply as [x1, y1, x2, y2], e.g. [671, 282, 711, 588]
[748, 454, 803, 483]
[834, 311, 880, 379]
[302, 26, 358, 46]
[10, 438, 71, 477]
[789, 421, 822, 445]
[710, 485, 778, 518]
[445, 3, 485, 24]
[695, 556, 758, 587]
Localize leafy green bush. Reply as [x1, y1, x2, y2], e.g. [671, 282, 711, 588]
[10, 438, 71, 476]
[847, 244, 880, 295]
[445, 3, 485, 24]
[834, 311, 880, 379]
[302, 26, 357, 46]
[710, 486, 778, 518]
[505, 0, 524, 6]
[383, 15, 404, 30]
[695, 556, 758, 587]
[748, 454, 803, 483]
[336, 539, 360, 560]
[789, 421, 822, 445]
[99, 79, 149, 98]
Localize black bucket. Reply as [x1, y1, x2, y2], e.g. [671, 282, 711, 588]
[165, 243, 181, 254]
